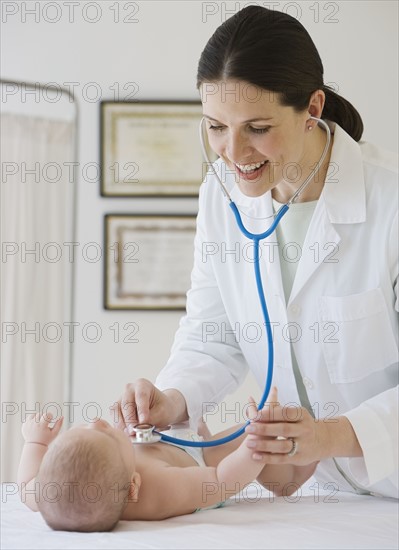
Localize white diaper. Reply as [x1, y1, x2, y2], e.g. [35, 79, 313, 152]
[160, 424, 206, 467]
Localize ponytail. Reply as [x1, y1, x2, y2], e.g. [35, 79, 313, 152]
[322, 85, 363, 141]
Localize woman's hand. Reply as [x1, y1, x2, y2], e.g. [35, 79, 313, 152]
[22, 412, 64, 446]
[245, 389, 329, 466]
[110, 378, 187, 435]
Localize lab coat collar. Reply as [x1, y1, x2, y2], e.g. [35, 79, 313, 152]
[321, 121, 366, 224]
[288, 122, 366, 304]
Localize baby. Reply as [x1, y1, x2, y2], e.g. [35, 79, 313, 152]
[17, 388, 316, 532]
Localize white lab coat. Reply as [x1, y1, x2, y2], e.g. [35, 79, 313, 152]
[156, 121, 398, 498]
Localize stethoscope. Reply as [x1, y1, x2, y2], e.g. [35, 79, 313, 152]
[132, 116, 331, 447]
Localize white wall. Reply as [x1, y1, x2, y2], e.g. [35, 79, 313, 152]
[2, 1, 398, 433]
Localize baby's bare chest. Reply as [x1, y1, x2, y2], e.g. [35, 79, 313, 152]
[135, 441, 198, 468]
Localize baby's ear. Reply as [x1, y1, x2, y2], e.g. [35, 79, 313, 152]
[127, 472, 141, 503]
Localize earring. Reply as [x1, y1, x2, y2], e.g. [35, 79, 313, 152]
[307, 125, 313, 131]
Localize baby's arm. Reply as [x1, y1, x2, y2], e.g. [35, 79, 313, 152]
[17, 412, 63, 511]
[145, 441, 264, 518]
[145, 402, 265, 518]
[200, 388, 317, 498]
[203, 425, 318, 497]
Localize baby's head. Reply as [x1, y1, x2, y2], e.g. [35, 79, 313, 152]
[36, 419, 140, 532]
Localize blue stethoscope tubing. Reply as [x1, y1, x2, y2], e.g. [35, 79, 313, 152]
[156, 116, 331, 448]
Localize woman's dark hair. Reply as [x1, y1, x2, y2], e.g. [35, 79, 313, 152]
[197, 6, 363, 141]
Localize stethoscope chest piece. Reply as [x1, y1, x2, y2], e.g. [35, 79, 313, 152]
[131, 423, 162, 444]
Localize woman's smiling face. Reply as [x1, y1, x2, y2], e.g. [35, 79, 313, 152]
[200, 80, 316, 198]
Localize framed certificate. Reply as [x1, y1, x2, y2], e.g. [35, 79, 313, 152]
[100, 101, 214, 196]
[104, 214, 197, 310]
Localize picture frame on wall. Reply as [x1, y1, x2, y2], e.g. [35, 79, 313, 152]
[104, 214, 197, 310]
[100, 101, 215, 197]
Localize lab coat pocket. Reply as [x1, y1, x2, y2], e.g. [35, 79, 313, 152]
[318, 288, 398, 383]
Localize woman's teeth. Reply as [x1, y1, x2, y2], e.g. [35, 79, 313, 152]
[235, 160, 268, 173]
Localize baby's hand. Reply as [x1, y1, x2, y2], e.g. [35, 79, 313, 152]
[247, 387, 280, 440]
[22, 412, 64, 446]
[247, 387, 280, 421]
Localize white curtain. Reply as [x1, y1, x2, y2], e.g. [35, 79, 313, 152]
[1, 113, 75, 481]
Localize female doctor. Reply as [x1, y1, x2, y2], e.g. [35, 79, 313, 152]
[115, 6, 398, 498]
